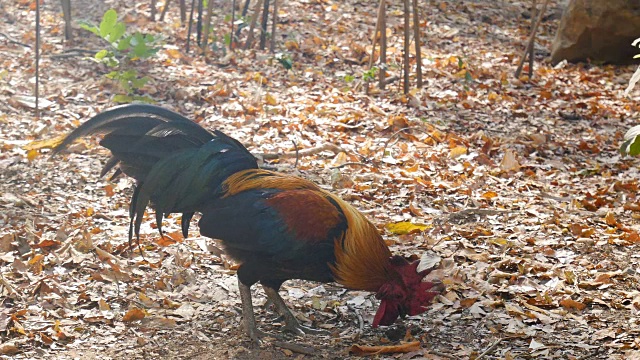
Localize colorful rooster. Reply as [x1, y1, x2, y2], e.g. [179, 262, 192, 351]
[52, 104, 441, 342]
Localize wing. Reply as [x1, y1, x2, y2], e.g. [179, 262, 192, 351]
[198, 188, 347, 263]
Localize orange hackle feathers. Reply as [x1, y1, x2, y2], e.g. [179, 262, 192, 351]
[328, 193, 394, 292]
[223, 169, 318, 196]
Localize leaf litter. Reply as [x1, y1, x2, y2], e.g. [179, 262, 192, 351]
[1, 0, 640, 359]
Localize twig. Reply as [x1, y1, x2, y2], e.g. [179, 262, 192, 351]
[160, 0, 172, 21]
[402, 0, 410, 94]
[245, 0, 264, 48]
[258, 143, 345, 160]
[476, 338, 505, 360]
[35, 0, 40, 118]
[270, 0, 277, 52]
[379, 0, 387, 90]
[230, 0, 236, 49]
[514, 0, 550, 78]
[186, 0, 196, 52]
[347, 305, 364, 333]
[201, 0, 215, 55]
[0, 273, 26, 302]
[291, 140, 299, 169]
[412, 0, 422, 87]
[367, 0, 386, 93]
[528, 0, 536, 78]
[272, 341, 315, 356]
[259, 0, 270, 50]
[381, 126, 437, 158]
[0, 32, 31, 48]
[50, 48, 99, 59]
[330, 162, 372, 170]
[428, 351, 455, 359]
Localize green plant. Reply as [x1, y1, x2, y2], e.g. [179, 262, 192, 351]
[363, 67, 378, 82]
[275, 53, 293, 70]
[80, 9, 160, 103]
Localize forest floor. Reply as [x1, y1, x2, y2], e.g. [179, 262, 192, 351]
[2, 0, 640, 359]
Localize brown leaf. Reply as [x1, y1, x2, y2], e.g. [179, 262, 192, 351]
[122, 308, 146, 322]
[500, 149, 520, 172]
[559, 298, 586, 311]
[350, 341, 421, 356]
[0, 342, 19, 355]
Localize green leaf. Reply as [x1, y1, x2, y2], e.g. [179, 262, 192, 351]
[132, 95, 156, 103]
[629, 137, 640, 156]
[107, 22, 126, 44]
[117, 35, 132, 51]
[131, 76, 150, 89]
[113, 94, 133, 103]
[120, 69, 138, 80]
[94, 49, 110, 60]
[621, 125, 640, 156]
[79, 21, 100, 36]
[99, 9, 118, 38]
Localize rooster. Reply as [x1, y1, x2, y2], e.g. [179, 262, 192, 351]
[52, 104, 441, 342]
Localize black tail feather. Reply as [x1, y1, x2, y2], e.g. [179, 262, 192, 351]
[53, 104, 258, 249]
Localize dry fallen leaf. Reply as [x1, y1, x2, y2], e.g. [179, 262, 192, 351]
[123, 308, 146, 322]
[559, 298, 587, 311]
[500, 149, 520, 172]
[350, 341, 421, 356]
[385, 222, 429, 235]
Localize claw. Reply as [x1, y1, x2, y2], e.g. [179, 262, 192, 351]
[283, 322, 329, 336]
[263, 285, 329, 337]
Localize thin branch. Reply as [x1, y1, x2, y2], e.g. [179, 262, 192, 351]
[412, 0, 422, 87]
[0, 32, 31, 48]
[270, 0, 277, 52]
[257, 143, 345, 160]
[201, 0, 215, 55]
[402, 0, 411, 94]
[428, 351, 456, 359]
[330, 162, 372, 170]
[245, 0, 264, 49]
[291, 140, 299, 169]
[381, 126, 437, 158]
[272, 341, 316, 356]
[186, 0, 197, 52]
[35, 0, 40, 118]
[0, 273, 26, 302]
[528, 0, 536, 78]
[475, 337, 505, 360]
[514, 0, 550, 78]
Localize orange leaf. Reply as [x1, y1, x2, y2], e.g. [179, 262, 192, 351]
[122, 308, 146, 322]
[449, 146, 467, 159]
[350, 341, 421, 356]
[156, 231, 183, 247]
[604, 212, 617, 227]
[559, 298, 586, 311]
[104, 184, 115, 197]
[481, 191, 498, 200]
[31, 240, 61, 249]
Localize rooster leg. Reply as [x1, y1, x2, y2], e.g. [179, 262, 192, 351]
[238, 279, 279, 343]
[262, 286, 328, 335]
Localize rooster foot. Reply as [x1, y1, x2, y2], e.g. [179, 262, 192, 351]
[263, 286, 329, 336]
[246, 326, 284, 345]
[282, 321, 329, 336]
